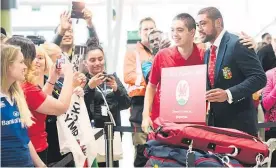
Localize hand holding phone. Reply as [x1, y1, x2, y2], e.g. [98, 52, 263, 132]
[105, 74, 118, 91]
[82, 8, 93, 25]
[88, 73, 105, 89]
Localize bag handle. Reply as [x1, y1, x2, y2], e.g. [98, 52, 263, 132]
[96, 86, 116, 126]
[182, 138, 239, 157]
[208, 143, 239, 157]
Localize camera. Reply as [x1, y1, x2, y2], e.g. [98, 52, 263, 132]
[71, 1, 85, 19]
[26, 35, 46, 45]
[56, 58, 65, 69]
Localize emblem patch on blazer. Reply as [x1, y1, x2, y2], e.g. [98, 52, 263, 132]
[176, 80, 189, 106]
[222, 67, 232, 79]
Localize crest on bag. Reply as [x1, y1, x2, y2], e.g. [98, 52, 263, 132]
[222, 67, 232, 79]
[176, 80, 189, 106]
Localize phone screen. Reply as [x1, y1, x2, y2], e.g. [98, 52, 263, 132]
[71, 1, 85, 19]
[102, 74, 113, 81]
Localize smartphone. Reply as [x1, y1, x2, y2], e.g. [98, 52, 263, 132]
[56, 58, 65, 69]
[71, 1, 85, 19]
[102, 74, 114, 81]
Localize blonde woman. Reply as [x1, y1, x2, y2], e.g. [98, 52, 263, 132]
[40, 42, 62, 63]
[35, 46, 52, 86]
[1, 44, 46, 167]
[6, 36, 86, 164]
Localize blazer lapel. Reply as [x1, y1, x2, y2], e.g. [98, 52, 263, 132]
[204, 49, 211, 89]
[215, 32, 230, 83]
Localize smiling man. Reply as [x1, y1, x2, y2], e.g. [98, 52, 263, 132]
[197, 7, 266, 136]
[141, 13, 204, 133]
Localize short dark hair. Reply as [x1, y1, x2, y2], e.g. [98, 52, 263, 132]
[261, 33, 270, 39]
[198, 7, 224, 28]
[139, 17, 156, 30]
[1, 27, 7, 36]
[148, 29, 163, 42]
[173, 13, 196, 31]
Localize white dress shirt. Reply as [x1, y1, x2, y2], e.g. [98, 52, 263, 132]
[210, 29, 233, 104]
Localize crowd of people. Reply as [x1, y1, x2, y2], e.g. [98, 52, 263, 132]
[1, 5, 276, 167]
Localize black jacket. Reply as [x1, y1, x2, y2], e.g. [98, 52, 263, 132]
[257, 44, 276, 72]
[84, 73, 131, 128]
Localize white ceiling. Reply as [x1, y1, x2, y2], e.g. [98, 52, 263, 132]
[19, 0, 223, 6]
[15, 0, 276, 39]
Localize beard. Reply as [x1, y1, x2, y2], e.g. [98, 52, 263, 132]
[201, 28, 217, 43]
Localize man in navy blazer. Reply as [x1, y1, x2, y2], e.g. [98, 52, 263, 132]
[197, 7, 267, 136]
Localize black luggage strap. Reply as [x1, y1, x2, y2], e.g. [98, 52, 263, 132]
[113, 126, 163, 133]
[114, 126, 143, 133]
[94, 129, 104, 140]
[93, 127, 144, 141]
[48, 153, 73, 167]
[257, 122, 276, 129]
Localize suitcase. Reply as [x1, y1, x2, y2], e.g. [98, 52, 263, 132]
[144, 140, 244, 167]
[148, 118, 269, 165]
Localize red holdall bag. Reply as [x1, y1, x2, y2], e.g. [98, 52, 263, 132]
[148, 118, 269, 165]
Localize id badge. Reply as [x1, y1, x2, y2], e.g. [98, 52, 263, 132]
[101, 105, 108, 116]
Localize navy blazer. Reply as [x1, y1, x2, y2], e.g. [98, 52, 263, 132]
[204, 31, 267, 136]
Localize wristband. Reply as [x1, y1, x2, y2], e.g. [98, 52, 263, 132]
[47, 81, 55, 85]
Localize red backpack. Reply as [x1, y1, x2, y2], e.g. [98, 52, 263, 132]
[148, 118, 269, 165]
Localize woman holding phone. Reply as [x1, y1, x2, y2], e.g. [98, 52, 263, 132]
[83, 38, 130, 167]
[6, 36, 85, 164]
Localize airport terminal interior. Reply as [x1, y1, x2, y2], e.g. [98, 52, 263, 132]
[1, 0, 276, 167]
